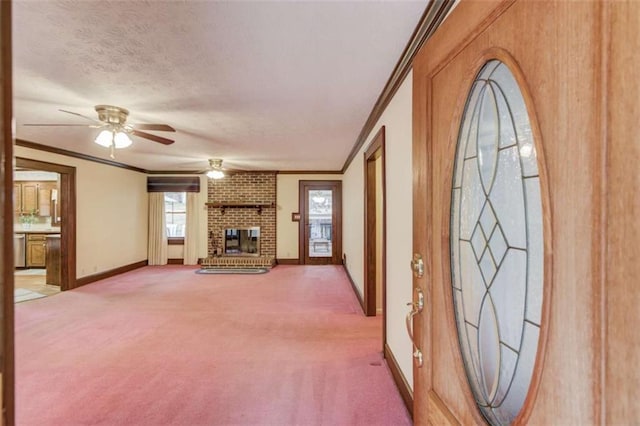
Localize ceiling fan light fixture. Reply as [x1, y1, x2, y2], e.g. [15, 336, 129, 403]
[94, 129, 132, 149]
[94, 129, 114, 147]
[113, 131, 133, 148]
[206, 169, 225, 179]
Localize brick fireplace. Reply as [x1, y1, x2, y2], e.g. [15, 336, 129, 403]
[203, 172, 276, 268]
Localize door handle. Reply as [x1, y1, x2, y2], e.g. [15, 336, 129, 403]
[406, 286, 424, 367]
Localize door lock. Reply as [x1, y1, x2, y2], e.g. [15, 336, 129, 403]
[410, 253, 424, 278]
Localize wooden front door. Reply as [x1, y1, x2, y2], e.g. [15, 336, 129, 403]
[412, 0, 639, 424]
[299, 180, 342, 265]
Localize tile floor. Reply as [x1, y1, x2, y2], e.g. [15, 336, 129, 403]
[14, 269, 60, 302]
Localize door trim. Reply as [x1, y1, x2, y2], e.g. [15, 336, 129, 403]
[16, 157, 77, 291]
[1, 1, 14, 422]
[364, 127, 387, 323]
[298, 180, 342, 265]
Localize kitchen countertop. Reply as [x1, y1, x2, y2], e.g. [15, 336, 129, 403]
[14, 228, 61, 234]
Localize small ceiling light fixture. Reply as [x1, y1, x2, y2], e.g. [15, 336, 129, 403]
[206, 158, 225, 179]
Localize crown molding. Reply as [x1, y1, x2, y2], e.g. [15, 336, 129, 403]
[276, 170, 343, 175]
[341, 0, 455, 173]
[15, 139, 148, 174]
[16, 140, 337, 176]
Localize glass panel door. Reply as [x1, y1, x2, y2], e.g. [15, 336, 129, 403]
[308, 190, 333, 257]
[299, 181, 342, 265]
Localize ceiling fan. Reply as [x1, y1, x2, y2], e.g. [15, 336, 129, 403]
[205, 158, 226, 179]
[24, 105, 176, 158]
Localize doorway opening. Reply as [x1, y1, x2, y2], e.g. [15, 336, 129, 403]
[298, 181, 342, 265]
[364, 127, 386, 326]
[13, 168, 61, 302]
[15, 157, 76, 292]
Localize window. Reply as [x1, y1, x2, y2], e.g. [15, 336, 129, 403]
[450, 60, 544, 425]
[164, 192, 186, 240]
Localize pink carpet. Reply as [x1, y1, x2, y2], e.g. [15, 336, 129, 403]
[15, 265, 411, 425]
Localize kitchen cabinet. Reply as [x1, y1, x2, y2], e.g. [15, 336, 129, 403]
[13, 183, 21, 213]
[21, 183, 38, 213]
[14, 181, 58, 216]
[38, 182, 56, 217]
[26, 234, 47, 267]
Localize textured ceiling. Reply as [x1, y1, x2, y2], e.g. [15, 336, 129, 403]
[13, 0, 428, 172]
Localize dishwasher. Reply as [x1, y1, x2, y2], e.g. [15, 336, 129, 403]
[14, 233, 25, 268]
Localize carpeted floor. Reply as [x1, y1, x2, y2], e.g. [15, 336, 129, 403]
[15, 265, 411, 426]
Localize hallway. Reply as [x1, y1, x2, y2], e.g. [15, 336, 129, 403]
[15, 265, 410, 425]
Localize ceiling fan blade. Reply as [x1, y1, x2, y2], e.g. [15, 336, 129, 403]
[131, 124, 176, 132]
[131, 130, 175, 145]
[59, 109, 102, 124]
[23, 123, 96, 127]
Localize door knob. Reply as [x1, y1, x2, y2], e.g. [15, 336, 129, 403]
[406, 287, 425, 367]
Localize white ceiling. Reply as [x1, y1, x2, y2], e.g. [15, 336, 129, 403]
[13, 0, 428, 172]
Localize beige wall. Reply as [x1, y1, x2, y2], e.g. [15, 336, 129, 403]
[15, 146, 148, 278]
[342, 70, 414, 388]
[276, 173, 342, 260]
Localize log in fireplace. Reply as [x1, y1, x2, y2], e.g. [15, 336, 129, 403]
[223, 227, 260, 256]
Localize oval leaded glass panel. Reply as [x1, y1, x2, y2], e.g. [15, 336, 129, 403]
[450, 60, 543, 425]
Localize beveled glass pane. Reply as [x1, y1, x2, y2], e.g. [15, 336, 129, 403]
[460, 158, 484, 240]
[466, 322, 486, 404]
[479, 296, 501, 401]
[488, 224, 508, 266]
[451, 188, 462, 289]
[479, 249, 497, 284]
[477, 85, 500, 194]
[460, 241, 485, 323]
[498, 323, 540, 422]
[493, 82, 518, 149]
[479, 201, 497, 237]
[453, 290, 481, 402]
[489, 147, 526, 249]
[308, 190, 332, 257]
[478, 59, 501, 80]
[465, 85, 484, 160]
[489, 249, 527, 350]
[493, 344, 518, 407]
[490, 64, 538, 177]
[471, 225, 487, 260]
[525, 178, 544, 324]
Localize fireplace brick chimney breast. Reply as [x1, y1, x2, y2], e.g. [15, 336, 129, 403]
[207, 172, 276, 266]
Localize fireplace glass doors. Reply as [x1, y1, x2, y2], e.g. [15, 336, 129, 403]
[224, 227, 260, 256]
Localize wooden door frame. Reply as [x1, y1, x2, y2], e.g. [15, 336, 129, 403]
[15, 157, 76, 291]
[298, 180, 342, 265]
[363, 127, 386, 323]
[1, 1, 14, 422]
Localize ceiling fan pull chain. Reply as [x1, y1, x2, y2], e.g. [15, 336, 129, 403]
[110, 132, 116, 159]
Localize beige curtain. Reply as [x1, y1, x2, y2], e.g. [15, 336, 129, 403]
[148, 192, 168, 265]
[183, 192, 199, 265]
